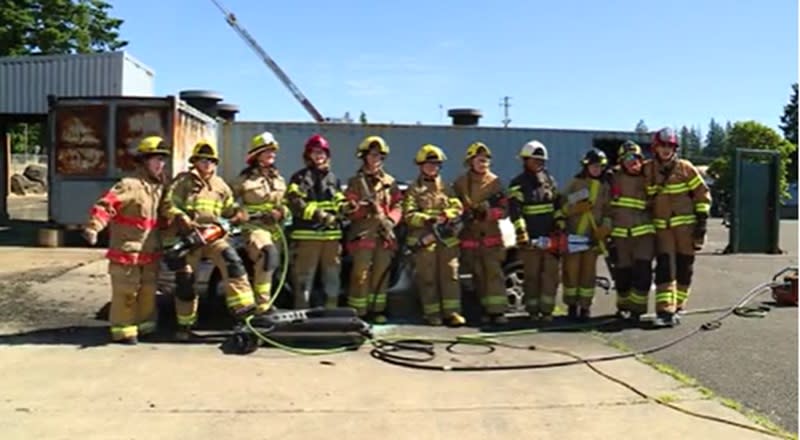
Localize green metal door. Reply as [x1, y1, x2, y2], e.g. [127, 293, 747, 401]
[729, 149, 781, 253]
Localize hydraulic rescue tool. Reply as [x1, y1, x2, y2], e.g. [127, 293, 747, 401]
[163, 222, 230, 260]
[226, 306, 372, 354]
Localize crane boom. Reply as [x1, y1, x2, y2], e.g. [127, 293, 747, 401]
[209, 0, 326, 123]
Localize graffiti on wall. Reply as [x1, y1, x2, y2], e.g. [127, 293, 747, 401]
[55, 105, 108, 176]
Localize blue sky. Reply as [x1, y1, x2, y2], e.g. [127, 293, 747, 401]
[110, 0, 797, 133]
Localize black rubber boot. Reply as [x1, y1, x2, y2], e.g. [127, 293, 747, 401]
[578, 306, 591, 322]
[652, 312, 678, 328]
[567, 305, 579, 321]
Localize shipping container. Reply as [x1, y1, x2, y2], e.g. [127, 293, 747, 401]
[0, 52, 154, 115]
[218, 122, 652, 188]
[47, 95, 217, 226]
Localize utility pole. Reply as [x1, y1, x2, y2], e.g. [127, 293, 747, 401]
[499, 96, 512, 128]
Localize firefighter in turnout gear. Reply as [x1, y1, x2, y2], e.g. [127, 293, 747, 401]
[82, 136, 170, 344]
[508, 140, 564, 322]
[343, 136, 404, 323]
[403, 144, 466, 327]
[561, 149, 613, 321]
[453, 142, 510, 325]
[231, 132, 289, 314]
[644, 127, 712, 327]
[285, 134, 347, 310]
[160, 141, 257, 340]
[608, 141, 655, 323]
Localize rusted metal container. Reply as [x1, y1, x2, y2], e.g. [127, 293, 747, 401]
[46, 95, 217, 227]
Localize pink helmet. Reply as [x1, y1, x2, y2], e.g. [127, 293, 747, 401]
[652, 127, 679, 149]
[304, 134, 330, 157]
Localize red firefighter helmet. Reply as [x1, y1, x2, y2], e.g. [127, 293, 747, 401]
[304, 134, 330, 157]
[652, 127, 679, 151]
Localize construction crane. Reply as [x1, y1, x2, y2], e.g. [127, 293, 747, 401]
[209, 0, 326, 123]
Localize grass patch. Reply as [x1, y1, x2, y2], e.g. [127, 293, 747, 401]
[656, 393, 680, 404]
[596, 334, 798, 440]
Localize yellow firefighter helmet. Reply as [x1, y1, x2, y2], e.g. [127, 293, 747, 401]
[357, 135, 390, 158]
[464, 141, 491, 163]
[136, 135, 170, 157]
[415, 144, 447, 164]
[191, 140, 219, 162]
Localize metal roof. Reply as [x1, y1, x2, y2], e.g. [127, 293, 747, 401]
[0, 51, 155, 115]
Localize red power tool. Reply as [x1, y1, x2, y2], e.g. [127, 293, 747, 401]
[771, 267, 798, 307]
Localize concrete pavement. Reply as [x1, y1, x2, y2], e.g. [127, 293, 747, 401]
[0, 253, 789, 440]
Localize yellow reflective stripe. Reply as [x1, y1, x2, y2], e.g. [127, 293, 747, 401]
[177, 313, 197, 326]
[442, 237, 460, 247]
[290, 230, 342, 240]
[245, 201, 275, 213]
[369, 293, 387, 305]
[286, 183, 306, 197]
[409, 213, 431, 227]
[423, 303, 441, 314]
[578, 287, 595, 298]
[563, 287, 578, 297]
[522, 203, 554, 215]
[222, 195, 234, 210]
[628, 293, 648, 305]
[508, 185, 523, 201]
[654, 214, 696, 229]
[611, 224, 655, 237]
[484, 295, 507, 305]
[137, 321, 156, 335]
[253, 283, 271, 295]
[110, 325, 138, 339]
[676, 290, 690, 302]
[655, 290, 674, 303]
[646, 185, 658, 196]
[442, 299, 461, 310]
[333, 191, 346, 209]
[443, 208, 461, 218]
[316, 201, 338, 210]
[576, 180, 600, 235]
[686, 175, 702, 191]
[694, 202, 711, 214]
[347, 296, 367, 309]
[185, 198, 225, 215]
[661, 182, 690, 195]
[303, 202, 318, 220]
[610, 197, 646, 210]
[513, 218, 526, 230]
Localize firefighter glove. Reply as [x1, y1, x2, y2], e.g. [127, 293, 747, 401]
[82, 228, 98, 246]
[515, 230, 529, 247]
[693, 217, 707, 241]
[321, 212, 339, 228]
[569, 200, 592, 216]
[175, 214, 195, 231]
[593, 224, 612, 241]
[229, 210, 248, 225]
[271, 208, 284, 222]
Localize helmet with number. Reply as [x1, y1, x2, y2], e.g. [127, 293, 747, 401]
[190, 140, 219, 162]
[519, 140, 548, 161]
[357, 135, 390, 158]
[652, 127, 679, 149]
[247, 131, 279, 163]
[136, 135, 170, 157]
[464, 141, 492, 163]
[415, 144, 447, 164]
[617, 140, 643, 163]
[303, 134, 330, 158]
[581, 148, 608, 166]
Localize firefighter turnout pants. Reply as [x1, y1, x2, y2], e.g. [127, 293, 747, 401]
[611, 235, 655, 315]
[347, 240, 394, 316]
[520, 247, 559, 316]
[290, 240, 341, 309]
[172, 239, 256, 328]
[245, 227, 283, 313]
[108, 261, 159, 341]
[562, 249, 599, 308]
[461, 246, 507, 316]
[413, 245, 462, 321]
[655, 224, 696, 313]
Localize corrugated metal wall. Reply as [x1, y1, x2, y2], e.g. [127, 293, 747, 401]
[0, 51, 155, 115]
[218, 122, 649, 188]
